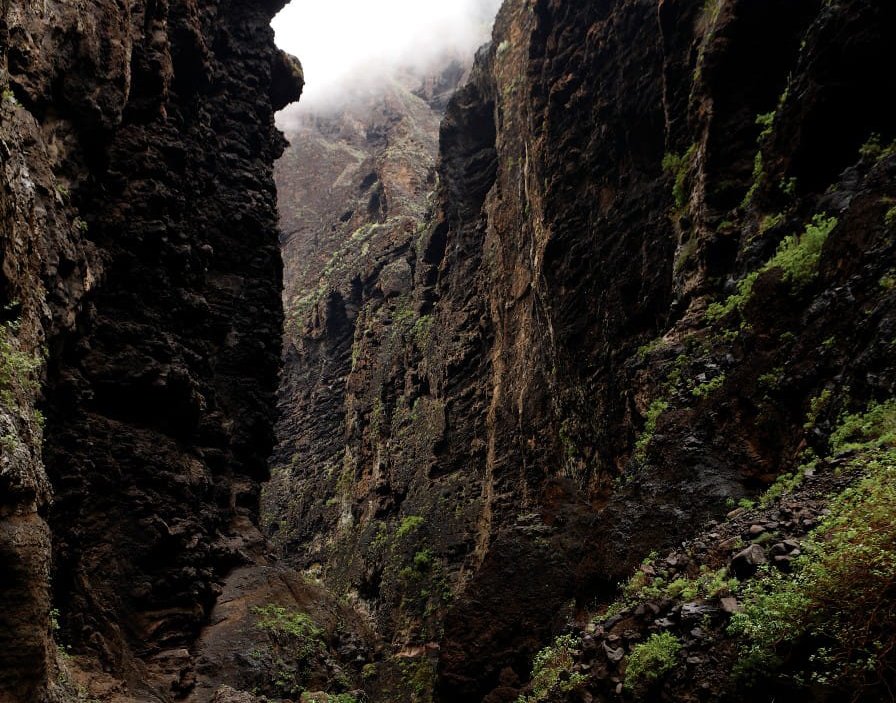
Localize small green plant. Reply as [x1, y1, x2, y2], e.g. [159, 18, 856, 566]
[859, 133, 896, 162]
[662, 145, 698, 209]
[705, 271, 759, 322]
[767, 213, 837, 286]
[741, 112, 776, 207]
[730, 401, 896, 688]
[518, 634, 586, 702]
[253, 605, 322, 646]
[759, 460, 813, 507]
[691, 373, 726, 399]
[759, 212, 785, 234]
[634, 399, 669, 461]
[251, 605, 326, 698]
[1, 432, 18, 452]
[413, 549, 433, 570]
[300, 694, 359, 703]
[830, 399, 896, 454]
[804, 388, 833, 430]
[412, 314, 434, 349]
[779, 177, 798, 197]
[624, 632, 681, 690]
[885, 206, 896, 228]
[396, 515, 424, 539]
[636, 337, 670, 361]
[1, 322, 41, 406]
[706, 214, 837, 323]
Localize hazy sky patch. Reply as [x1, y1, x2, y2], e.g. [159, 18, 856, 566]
[272, 0, 501, 115]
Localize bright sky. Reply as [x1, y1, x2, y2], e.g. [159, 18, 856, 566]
[272, 0, 502, 111]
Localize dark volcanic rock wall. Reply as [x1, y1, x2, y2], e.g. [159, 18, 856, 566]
[271, 0, 896, 701]
[0, 1, 301, 700]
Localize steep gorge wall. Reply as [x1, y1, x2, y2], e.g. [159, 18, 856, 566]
[272, 0, 896, 700]
[0, 1, 301, 700]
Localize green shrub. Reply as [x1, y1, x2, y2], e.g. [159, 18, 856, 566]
[662, 145, 698, 209]
[691, 373, 726, 399]
[706, 214, 837, 323]
[518, 634, 586, 702]
[765, 213, 837, 286]
[885, 206, 896, 228]
[830, 399, 896, 454]
[730, 402, 896, 688]
[859, 133, 896, 162]
[251, 605, 326, 698]
[0, 322, 41, 406]
[706, 271, 759, 322]
[624, 632, 681, 690]
[731, 448, 896, 685]
[396, 515, 424, 538]
[634, 399, 669, 461]
[253, 605, 322, 649]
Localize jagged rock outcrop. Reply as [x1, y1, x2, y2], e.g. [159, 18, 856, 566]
[1, 1, 301, 700]
[271, 0, 896, 701]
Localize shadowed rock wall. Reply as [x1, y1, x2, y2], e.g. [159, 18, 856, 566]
[0, 1, 301, 699]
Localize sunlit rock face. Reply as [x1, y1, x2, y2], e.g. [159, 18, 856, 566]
[0, 0, 301, 699]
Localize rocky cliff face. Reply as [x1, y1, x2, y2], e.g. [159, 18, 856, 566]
[0, 1, 301, 701]
[272, 0, 896, 701]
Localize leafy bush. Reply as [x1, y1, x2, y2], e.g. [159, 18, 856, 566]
[706, 214, 837, 322]
[730, 401, 896, 690]
[830, 399, 896, 454]
[691, 373, 726, 399]
[765, 213, 837, 286]
[0, 321, 41, 406]
[624, 632, 681, 690]
[705, 271, 759, 323]
[518, 634, 586, 702]
[634, 399, 669, 461]
[250, 605, 326, 698]
[396, 515, 424, 538]
[662, 145, 698, 209]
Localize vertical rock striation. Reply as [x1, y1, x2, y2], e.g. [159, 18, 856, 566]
[1, 0, 301, 700]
